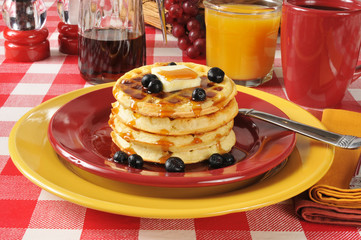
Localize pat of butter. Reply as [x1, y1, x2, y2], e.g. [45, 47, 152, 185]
[151, 65, 201, 92]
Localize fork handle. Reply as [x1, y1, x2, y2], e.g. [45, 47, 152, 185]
[239, 109, 359, 149]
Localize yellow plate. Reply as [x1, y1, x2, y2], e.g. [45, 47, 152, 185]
[8, 83, 334, 219]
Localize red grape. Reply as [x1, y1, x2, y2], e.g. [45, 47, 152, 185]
[199, 29, 206, 38]
[166, 0, 179, 7]
[178, 36, 191, 50]
[165, 0, 205, 59]
[172, 23, 186, 38]
[186, 45, 200, 58]
[182, 2, 198, 17]
[195, 14, 205, 29]
[177, 14, 191, 24]
[165, 12, 176, 24]
[193, 38, 206, 53]
[188, 29, 201, 42]
[164, 0, 173, 10]
[187, 18, 201, 31]
[168, 4, 183, 18]
[188, 0, 199, 4]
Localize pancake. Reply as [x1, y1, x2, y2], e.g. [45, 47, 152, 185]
[109, 117, 234, 152]
[110, 98, 238, 135]
[112, 62, 237, 118]
[110, 129, 236, 164]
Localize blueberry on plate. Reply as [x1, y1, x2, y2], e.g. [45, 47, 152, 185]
[128, 154, 144, 169]
[208, 153, 224, 169]
[141, 74, 158, 88]
[113, 151, 128, 164]
[168, 62, 177, 66]
[165, 157, 185, 172]
[192, 88, 206, 101]
[208, 67, 225, 83]
[222, 153, 235, 166]
[147, 79, 163, 94]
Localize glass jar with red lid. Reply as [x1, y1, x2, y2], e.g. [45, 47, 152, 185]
[1, 0, 50, 62]
[57, 0, 79, 55]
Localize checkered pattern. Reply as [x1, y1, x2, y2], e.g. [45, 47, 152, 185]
[1, 0, 361, 239]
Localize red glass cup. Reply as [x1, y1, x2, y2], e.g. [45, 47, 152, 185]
[281, 0, 361, 108]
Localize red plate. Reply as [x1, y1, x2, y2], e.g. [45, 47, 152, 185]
[48, 87, 296, 187]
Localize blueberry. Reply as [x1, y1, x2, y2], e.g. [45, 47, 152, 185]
[113, 151, 128, 164]
[147, 79, 163, 94]
[165, 157, 185, 172]
[192, 88, 206, 101]
[168, 62, 177, 66]
[141, 74, 158, 88]
[128, 154, 144, 169]
[208, 67, 225, 83]
[222, 153, 235, 167]
[208, 153, 224, 169]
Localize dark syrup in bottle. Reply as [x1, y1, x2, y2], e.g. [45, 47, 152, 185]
[78, 28, 146, 84]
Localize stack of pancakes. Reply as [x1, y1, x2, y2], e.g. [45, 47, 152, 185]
[109, 62, 238, 164]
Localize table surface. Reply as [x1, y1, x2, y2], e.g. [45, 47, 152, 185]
[2, 0, 361, 239]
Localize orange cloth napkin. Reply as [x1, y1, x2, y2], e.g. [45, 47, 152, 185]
[309, 109, 361, 208]
[295, 109, 361, 226]
[295, 192, 361, 226]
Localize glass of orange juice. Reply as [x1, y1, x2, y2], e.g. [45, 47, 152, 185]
[204, 0, 282, 87]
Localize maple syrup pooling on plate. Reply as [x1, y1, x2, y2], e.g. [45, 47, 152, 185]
[79, 29, 146, 84]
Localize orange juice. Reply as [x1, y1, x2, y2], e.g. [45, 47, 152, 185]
[205, 3, 281, 83]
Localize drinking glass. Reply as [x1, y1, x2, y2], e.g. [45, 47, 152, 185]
[204, 0, 282, 87]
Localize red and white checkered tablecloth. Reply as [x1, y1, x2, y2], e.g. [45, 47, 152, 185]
[2, 0, 361, 239]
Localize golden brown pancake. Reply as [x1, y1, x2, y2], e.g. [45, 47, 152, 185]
[110, 98, 238, 135]
[112, 62, 237, 118]
[110, 129, 236, 164]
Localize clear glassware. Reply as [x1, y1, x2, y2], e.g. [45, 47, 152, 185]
[57, 0, 79, 55]
[57, 0, 79, 24]
[78, 0, 147, 84]
[1, 0, 47, 31]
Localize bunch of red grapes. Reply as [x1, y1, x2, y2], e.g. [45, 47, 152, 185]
[165, 0, 206, 59]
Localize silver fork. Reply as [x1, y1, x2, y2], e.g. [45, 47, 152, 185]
[238, 108, 361, 149]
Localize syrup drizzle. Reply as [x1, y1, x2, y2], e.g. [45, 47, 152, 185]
[128, 119, 136, 127]
[192, 137, 203, 144]
[159, 152, 172, 163]
[156, 138, 175, 152]
[117, 72, 228, 117]
[159, 129, 170, 135]
[119, 131, 134, 141]
[157, 68, 198, 81]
